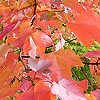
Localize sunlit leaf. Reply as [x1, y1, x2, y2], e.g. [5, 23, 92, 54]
[67, 6, 100, 47]
[62, 0, 85, 13]
[55, 49, 83, 78]
[29, 36, 37, 58]
[85, 94, 96, 100]
[51, 78, 86, 100]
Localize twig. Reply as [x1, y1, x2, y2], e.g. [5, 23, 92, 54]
[65, 38, 77, 43]
[21, 55, 30, 58]
[18, 50, 28, 71]
[30, 0, 37, 26]
[18, 55, 27, 70]
[82, 61, 100, 65]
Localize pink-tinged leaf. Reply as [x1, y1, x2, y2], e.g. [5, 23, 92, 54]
[51, 79, 86, 100]
[17, 92, 36, 100]
[39, 0, 50, 2]
[55, 34, 65, 51]
[0, 23, 16, 40]
[11, 10, 24, 22]
[32, 31, 53, 54]
[41, 32, 53, 48]
[91, 89, 100, 100]
[28, 57, 53, 72]
[29, 37, 37, 58]
[19, 81, 33, 92]
[12, 21, 34, 48]
[84, 50, 100, 58]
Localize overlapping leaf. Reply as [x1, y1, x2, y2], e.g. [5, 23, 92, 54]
[91, 89, 100, 100]
[65, 1, 100, 47]
[0, 0, 100, 99]
[0, 23, 16, 40]
[84, 50, 100, 58]
[28, 57, 53, 72]
[85, 94, 96, 100]
[51, 78, 86, 100]
[55, 49, 83, 78]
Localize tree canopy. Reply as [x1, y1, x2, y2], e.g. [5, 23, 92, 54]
[0, 0, 100, 100]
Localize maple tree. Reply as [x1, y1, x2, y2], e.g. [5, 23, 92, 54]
[1, 0, 100, 100]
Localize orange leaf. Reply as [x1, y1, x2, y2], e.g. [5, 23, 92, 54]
[85, 94, 96, 100]
[0, 57, 5, 66]
[67, 7, 100, 47]
[55, 49, 83, 78]
[97, 76, 100, 85]
[34, 80, 56, 100]
[32, 31, 53, 54]
[0, 23, 16, 40]
[0, 80, 19, 99]
[34, 80, 50, 92]
[62, 0, 85, 13]
[3, 53, 18, 67]
[0, 43, 9, 57]
[93, 0, 98, 5]
[13, 21, 34, 47]
[20, 0, 35, 9]
[0, 69, 12, 87]
[46, 20, 59, 28]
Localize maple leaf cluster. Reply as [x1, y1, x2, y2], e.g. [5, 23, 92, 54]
[0, 0, 100, 100]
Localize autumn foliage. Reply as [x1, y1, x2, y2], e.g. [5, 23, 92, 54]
[0, 0, 100, 100]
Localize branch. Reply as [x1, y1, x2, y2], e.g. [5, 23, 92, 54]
[82, 61, 100, 66]
[18, 50, 29, 71]
[65, 38, 77, 43]
[21, 55, 30, 58]
[30, 0, 37, 26]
